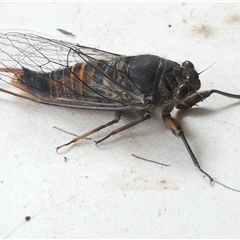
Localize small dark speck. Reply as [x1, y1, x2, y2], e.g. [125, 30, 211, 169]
[25, 216, 31, 221]
[168, 24, 172, 28]
[64, 156, 68, 162]
[56, 28, 75, 37]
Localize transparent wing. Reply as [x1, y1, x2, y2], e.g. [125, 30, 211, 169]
[0, 32, 146, 110]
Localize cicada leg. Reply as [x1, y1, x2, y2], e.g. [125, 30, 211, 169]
[95, 111, 151, 144]
[176, 89, 240, 109]
[56, 111, 121, 151]
[162, 103, 214, 182]
[162, 89, 240, 183]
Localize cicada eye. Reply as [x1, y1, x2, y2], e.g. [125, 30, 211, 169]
[175, 84, 189, 101]
[182, 61, 195, 69]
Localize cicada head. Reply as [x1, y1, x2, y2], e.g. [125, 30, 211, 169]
[174, 61, 201, 101]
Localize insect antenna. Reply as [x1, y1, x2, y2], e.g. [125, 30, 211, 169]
[192, 62, 216, 102]
[198, 61, 216, 76]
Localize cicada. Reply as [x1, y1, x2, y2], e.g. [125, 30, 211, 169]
[0, 32, 240, 184]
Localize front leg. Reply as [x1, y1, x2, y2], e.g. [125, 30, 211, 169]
[162, 103, 183, 136]
[162, 103, 214, 182]
[176, 90, 212, 109]
[176, 89, 240, 109]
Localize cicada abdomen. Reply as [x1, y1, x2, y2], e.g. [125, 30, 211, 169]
[1, 58, 145, 109]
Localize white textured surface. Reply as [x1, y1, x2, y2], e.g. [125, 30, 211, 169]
[1, 2, 240, 239]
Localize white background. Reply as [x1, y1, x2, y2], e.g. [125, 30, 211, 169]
[1, 2, 240, 239]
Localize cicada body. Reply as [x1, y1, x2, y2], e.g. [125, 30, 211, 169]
[0, 32, 201, 111]
[0, 31, 240, 188]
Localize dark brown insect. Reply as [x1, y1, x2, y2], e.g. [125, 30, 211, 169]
[0, 32, 239, 187]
